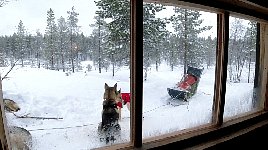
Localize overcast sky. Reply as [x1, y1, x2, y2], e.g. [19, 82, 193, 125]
[0, 0, 98, 36]
[0, 0, 216, 37]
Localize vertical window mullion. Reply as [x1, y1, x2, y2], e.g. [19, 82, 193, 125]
[253, 23, 260, 109]
[259, 23, 268, 110]
[130, 0, 143, 148]
[0, 78, 10, 150]
[212, 12, 229, 125]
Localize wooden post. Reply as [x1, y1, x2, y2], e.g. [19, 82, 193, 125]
[130, 0, 143, 148]
[0, 75, 11, 150]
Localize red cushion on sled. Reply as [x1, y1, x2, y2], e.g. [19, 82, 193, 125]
[178, 75, 197, 90]
[121, 93, 131, 103]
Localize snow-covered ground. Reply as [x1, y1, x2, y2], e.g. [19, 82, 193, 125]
[0, 62, 254, 149]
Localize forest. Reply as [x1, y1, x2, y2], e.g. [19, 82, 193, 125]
[0, 0, 256, 83]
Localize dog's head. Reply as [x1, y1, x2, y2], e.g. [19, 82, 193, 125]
[4, 99, 21, 112]
[103, 83, 117, 100]
[115, 89, 122, 104]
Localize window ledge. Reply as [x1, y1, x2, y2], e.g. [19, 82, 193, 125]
[140, 110, 268, 149]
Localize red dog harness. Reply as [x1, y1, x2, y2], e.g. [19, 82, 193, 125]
[117, 102, 123, 108]
[121, 93, 131, 103]
[117, 93, 131, 108]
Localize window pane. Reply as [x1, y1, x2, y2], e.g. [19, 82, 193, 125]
[142, 3, 217, 139]
[0, 0, 130, 149]
[224, 16, 258, 120]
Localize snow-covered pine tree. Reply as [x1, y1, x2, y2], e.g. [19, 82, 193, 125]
[32, 30, 44, 68]
[0, 36, 6, 66]
[143, 3, 167, 75]
[202, 36, 216, 69]
[16, 20, 27, 67]
[67, 6, 80, 73]
[228, 18, 252, 83]
[45, 8, 58, 70]
[244, 21, 257, 83]
[9, 33, 18, 66]
[95, 0, 167, 78]
[170, 8, 212, 74]
[90, 12, 108, 73]
[77, 33, 89, 62]
[57, 16, 69, 72]
[25, 34, 34, 66]
[0, 34, 18, 66]
[94, 0, 130, 75]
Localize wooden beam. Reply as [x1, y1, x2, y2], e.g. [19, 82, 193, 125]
[212, 12, 229, 125]
[130, 0, 143, 148]
[145, 0, 268, 21]
[0, 77, 10, 150]
[259, 23, 268, 110]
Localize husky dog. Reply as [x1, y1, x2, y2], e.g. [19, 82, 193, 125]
[98, 83, 121, 144]
[103, 83, 117, 100]
[3, 99, 21, 112]
[8, 126, 32, 150]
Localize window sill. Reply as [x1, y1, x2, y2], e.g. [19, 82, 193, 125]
[141, 110, 268, 149]
[94, 111, 268, 150]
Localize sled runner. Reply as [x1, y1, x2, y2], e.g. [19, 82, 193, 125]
[167, 66, 203, 102]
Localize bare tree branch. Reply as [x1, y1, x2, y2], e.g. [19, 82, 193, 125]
[1, 59, 19, 81]
[0, 0, 9, 7]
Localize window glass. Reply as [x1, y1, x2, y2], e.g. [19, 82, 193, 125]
[0, 0, 130, 149]
[142, 3, 217, 139]
[224, 16, 258, 120]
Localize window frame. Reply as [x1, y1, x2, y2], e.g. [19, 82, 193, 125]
[129, 0, 268, 149]
[1, 0, 268, 150]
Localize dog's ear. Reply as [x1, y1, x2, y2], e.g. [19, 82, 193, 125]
[105, 83, 108, 89]
[114, 83, 117, 90]
[118, 89, 121, 94]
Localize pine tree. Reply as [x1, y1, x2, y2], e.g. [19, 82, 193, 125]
[0, 36, 5, 66]
[95, 0, 167, 78]
[143, 3, 167, 76]
[77, 33, 89, 61]
[67, 6, 80, 73]
[57, 16, 69, 72]
[170, 8, 212, 74]
[10, 33, 18, 65]
[95, 0, 130, 75]
[244, 21, 257, 83]
[90, 12, 108, 73]
[16, 20, 27, 67]
[45, 8, 58, 70]
[25, 34, 34, 66]
[228, 18, 252, 82]
[203, 36, 216, 68]
[33, 30, 44, 68]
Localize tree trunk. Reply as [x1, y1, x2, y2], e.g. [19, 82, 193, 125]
[248, 51, 252, 83]
[98, 20, 101, 73]
[183, 9, 188, 75]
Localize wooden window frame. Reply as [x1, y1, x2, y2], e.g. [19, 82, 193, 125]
[1, 0, 268, 150]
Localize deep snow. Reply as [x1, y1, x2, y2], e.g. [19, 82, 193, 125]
[0, 61, 254, 149]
